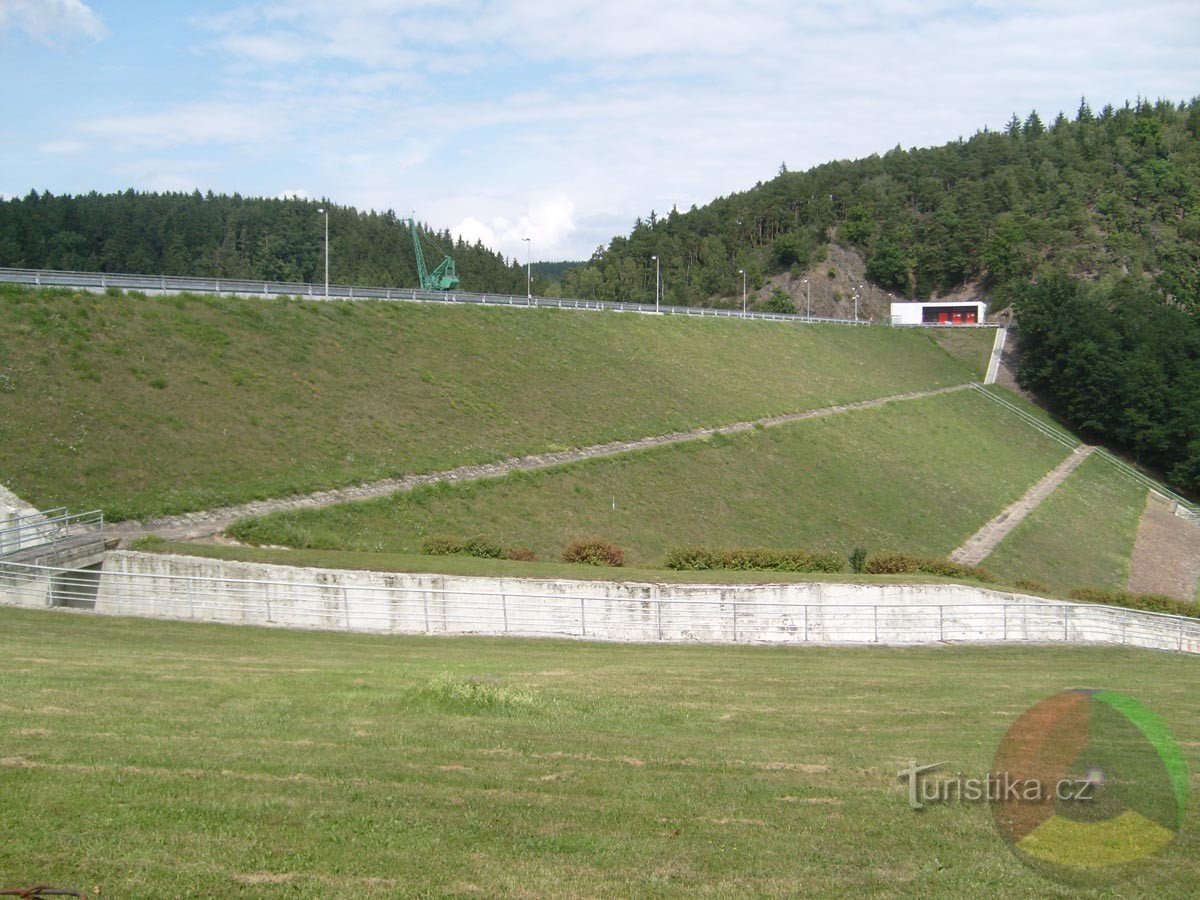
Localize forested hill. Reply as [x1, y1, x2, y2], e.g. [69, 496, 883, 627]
[560, 96, 1200, 311]
[0, 191, 532, 294]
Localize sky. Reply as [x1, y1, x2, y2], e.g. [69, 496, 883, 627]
[1, 1, 1198, 263]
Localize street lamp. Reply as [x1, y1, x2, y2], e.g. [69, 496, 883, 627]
[522, 237, 531, 298]
[803, 278, 810, 319]
[651, 254, 660, 313]
[316, 207, 329, 298]
[739, 269, 747, 317]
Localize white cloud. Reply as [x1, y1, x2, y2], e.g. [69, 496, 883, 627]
[79, 102, 287, 150]
[0, 0, 105, 44]
[37, 138, 86, 155]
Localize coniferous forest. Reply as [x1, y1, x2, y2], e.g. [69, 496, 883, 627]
[0, 192, 532, 295]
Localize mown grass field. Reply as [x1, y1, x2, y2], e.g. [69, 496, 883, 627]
[0, 286, 989, 520]
[228, 389, 1070, 568]
[987, 454, 1148, 594]
[1, 608, 1197, 897]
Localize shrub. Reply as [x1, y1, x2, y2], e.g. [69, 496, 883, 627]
[663, 547, 721, 570]
[863, 552, 996, 583]
[849, 546, 868, 574]
[1068, 587, 1199, 619]
[663, 546, 843, 573]
[562, 538, 625, 567]
[505, 546, 536, 562]
[1012, 578, 1050, 594]
[416, 672, 540, 713]
[420, 535, 506, 559]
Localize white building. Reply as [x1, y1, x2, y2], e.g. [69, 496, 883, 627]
[890, 300, 987, 326]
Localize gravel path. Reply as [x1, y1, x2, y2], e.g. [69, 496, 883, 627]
[951, 445, 1095, 565]
[109, 383, 975, 543]
[1126, 493, 1200, 601]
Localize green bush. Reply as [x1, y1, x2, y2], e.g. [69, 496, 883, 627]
[849, 546, 868, 574]
[562, 538, 625, 567]
[420, 535, 507, 559]
[1068, 587, 1199, 619]
[663, 546, 843, 573]
[863, 552, 996, 583]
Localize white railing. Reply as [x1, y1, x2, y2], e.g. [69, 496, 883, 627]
[0, 509, 104, 557]
[2, 560, 1197, 653]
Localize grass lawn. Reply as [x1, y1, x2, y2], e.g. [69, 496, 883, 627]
[986, 454, 1148, 594]
[0, 286, 981, 520]
[928, 328, 996, 379]
[228, 389, 1071, 568]
[1, 608, 1197, 897]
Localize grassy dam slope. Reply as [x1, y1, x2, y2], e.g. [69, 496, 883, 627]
[229, 389, 1070, 567]
[0, 286, 990, 520]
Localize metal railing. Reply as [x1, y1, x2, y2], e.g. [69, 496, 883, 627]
[2, 559, 1197, 653]
[0, 266, 875, 326]
[969, 384, 1080, 449]
[0, 509, 104, 558]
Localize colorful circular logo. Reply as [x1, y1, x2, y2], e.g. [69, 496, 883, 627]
[991, 689, 1187, 884]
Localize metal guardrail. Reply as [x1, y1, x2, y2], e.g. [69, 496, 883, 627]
[2, 560, 1197, 653]
[0, 266, 875, 326]
[0, 509, 104, 558]
[969, 384, 1080, 450]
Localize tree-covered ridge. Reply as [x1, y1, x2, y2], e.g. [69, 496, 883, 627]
[561, 97, 1200, 310]
[0, 190, 534, 295]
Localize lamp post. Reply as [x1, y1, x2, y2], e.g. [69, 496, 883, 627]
[853, 290, 860, 323]
[522, 236, 531, 298]
[651, 254, 660, 313]
[316, 207, 329, 298]
[739, 268, 746, 317]
[803, 278, 810, 319]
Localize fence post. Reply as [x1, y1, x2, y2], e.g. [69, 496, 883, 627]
[187, 578, 195, 619]
[1002, 604, 1008, 641]
[1180, 621, 1185, 653]
[803, 605, 809, 641]
[580, 597, 587, 637]
[938, 606, 944, 642]
[423, 592, 430, 633]
[732, 600, 738, 642]
[502, 593, 508, 633]
[873, 605, 879, 643]
[342, 587, 351, 629]
[656, 595, 663, 641]
[1063, 606, 1070, 642]
[1122, 611, 1128, 646]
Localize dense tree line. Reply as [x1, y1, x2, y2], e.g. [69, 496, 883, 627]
[0, 191, 535, 295]
[562, 96, 1200, 312]
[1015, 274, 1200, 493]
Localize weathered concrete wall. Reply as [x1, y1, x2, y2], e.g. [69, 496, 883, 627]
[76, 551, 1200, 653]
[0, 482, 48, 555]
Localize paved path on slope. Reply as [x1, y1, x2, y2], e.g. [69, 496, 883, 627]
[110, 383, 975, 543]
[1126, 493, 1200, 601]
[951, 444, 1096, 566]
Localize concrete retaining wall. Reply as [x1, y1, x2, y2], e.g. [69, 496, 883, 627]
[72, 551, 1200, 653]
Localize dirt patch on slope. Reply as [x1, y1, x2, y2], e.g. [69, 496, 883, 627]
[1127, 494, 1200, 601]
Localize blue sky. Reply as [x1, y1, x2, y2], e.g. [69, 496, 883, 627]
[2, 1, 1198, 262]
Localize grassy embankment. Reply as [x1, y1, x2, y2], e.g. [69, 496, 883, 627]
[986, 453, 1148, 594]
[0, 285, 990, 520]
[1, 608, 1198, 897]
[227, 389, 1070, 568]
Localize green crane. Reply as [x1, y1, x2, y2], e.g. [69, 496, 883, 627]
[406, 218, 459, 291]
